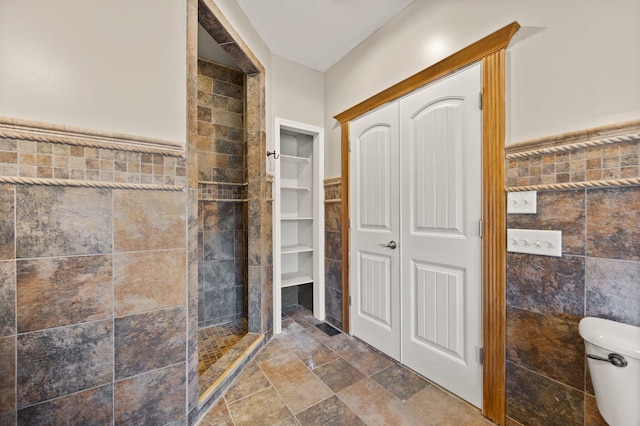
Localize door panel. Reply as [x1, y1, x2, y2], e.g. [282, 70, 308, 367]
[358, 252, 391, 327]
[412, 260, 465, 362]
[358, 126, 392, 231]
[350, 102, 400, 360]
[412, 98, 465, 236]
[400, 64, 483, 407]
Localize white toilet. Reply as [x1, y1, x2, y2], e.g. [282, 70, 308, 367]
[579, 317, 640, 426]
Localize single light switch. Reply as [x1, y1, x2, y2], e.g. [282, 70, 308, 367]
[507, 229, 562, 257]
[507, 191, 537, 214]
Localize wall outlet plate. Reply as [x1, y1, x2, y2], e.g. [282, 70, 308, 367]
[507, 229, 562, 257]
[507, 191, 537, 214]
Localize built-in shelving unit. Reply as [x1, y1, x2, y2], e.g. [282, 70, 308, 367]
[279, 130, 314, 291]
[273, 119, 325, 334]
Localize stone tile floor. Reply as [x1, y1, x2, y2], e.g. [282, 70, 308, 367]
[197, 305, 493, 425]
[199, 318, 248, 375]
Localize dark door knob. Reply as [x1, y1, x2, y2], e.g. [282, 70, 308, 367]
[380, 241, 397, 249]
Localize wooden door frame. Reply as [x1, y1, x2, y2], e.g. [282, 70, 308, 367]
[333, 22, 520, 424]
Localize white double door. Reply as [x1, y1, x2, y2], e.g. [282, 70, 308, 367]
[349, 63, 483, 407]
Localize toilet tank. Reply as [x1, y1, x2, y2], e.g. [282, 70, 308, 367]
[579, 317, 640, 426]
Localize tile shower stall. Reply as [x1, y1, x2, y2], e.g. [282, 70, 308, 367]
[196, 59, 248, 341]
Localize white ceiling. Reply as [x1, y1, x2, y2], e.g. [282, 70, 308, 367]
[236, 0, 415, 72]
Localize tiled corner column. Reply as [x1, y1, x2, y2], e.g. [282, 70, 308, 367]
[245, 72, 272, 337]
[504, 122, 640, 426]
[324, 177, 343, 330]
[186, 0, 201, 416]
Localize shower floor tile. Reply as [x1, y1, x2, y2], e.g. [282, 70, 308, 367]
[198, 318, 248, 375]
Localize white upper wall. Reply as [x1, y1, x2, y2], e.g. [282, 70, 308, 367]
[270, 54, 324, 174]
[272, 55, 324, 128]
[324, 0, 640, 177]
[0, 0, 187, 142]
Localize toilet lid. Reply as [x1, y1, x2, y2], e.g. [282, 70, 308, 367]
[579, 317, 640, 359]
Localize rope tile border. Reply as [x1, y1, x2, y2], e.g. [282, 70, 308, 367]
[506, 120, 640, 192]
[506, 177, 640, 192]
[506, 133, 640, 160]
[506, 119, 640, 155]
[0, 175, 184, 191]
[0, 116, 184, 157]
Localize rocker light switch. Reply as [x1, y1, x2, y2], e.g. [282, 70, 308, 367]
[507, 191, 537, 214]
[507, 229, 562, 257]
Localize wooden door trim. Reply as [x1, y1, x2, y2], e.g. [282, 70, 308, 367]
[334, 21, 519, 424]
[480, 49, 507, 424]
[340, 122, 351, 336]
[334, 22, 519, 124]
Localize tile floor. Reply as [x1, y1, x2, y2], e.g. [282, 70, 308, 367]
[197, 305, 493, 425]
[199, 318, 248, 375]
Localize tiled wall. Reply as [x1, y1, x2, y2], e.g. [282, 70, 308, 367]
[0, 128, 186, 187]
[196, 58, 245, 184]
[196, 58, 247, 328]
[506, 138, 639, 189]
[0, 183, 189, 425]
[504, 124, 640, 426]
[198, 198, 246, 327]
[324, 177, 343, 330]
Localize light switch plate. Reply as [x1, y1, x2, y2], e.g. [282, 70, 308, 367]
[507, 229, 562, 257]
[507, 191, 537, 214]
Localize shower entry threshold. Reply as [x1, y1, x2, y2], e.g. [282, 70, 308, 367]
[199, 332, 264, 408]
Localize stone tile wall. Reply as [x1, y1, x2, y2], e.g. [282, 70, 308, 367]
[196, 58, 245, 184]
[0, 183, 189, 425]
[504, 123, 640, 426]
[198, 200, 246, 327]
[0, 130, 186, 187]
[324, 177, 343, 330]
[197, 58, 247, 328]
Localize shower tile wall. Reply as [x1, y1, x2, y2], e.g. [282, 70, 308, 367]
[324, 178, 343, 330]
[0, 148, 189, 424]
[197, 58, 247, 328]
[504, 125, 640, 426]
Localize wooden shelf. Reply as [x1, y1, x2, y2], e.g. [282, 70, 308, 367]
[280, 154, 310, 164]
[281, 244, 313, 254]
[281, 271, 313, 288]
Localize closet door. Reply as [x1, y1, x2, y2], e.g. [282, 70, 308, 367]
[349, 102, 401, 360]
[399, 63, 483, 407]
